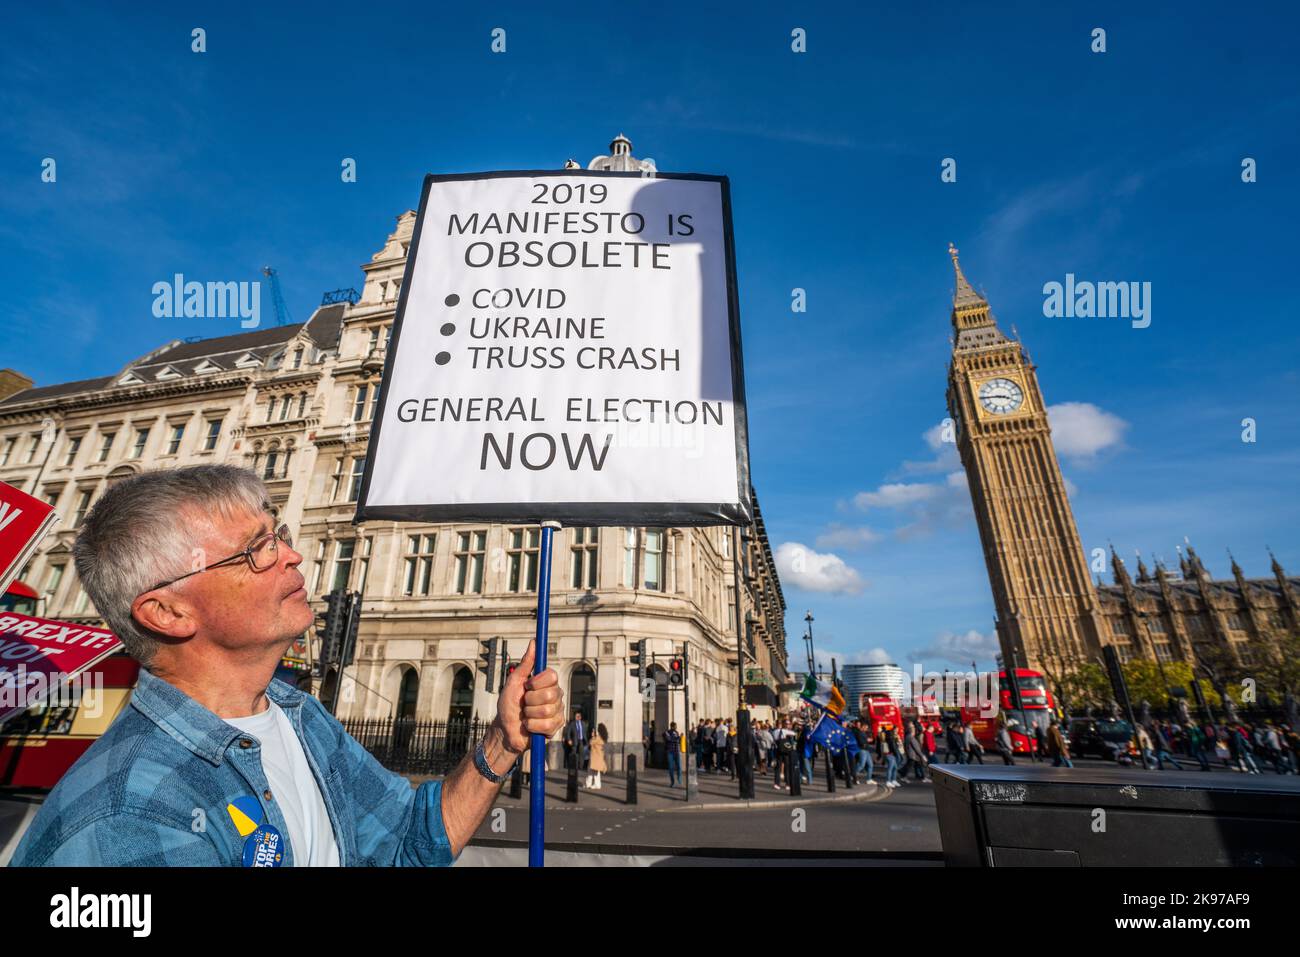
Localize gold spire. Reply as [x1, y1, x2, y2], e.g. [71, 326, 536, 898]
[948, 242, 986, 309]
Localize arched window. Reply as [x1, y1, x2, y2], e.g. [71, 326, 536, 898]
[448, 666, 473, 724]
[397, 668, 419, 720]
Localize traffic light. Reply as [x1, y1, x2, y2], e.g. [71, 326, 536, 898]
[668, 656, 685, 687]
[478, 637, 500, 689]
[341, 591, 361, 667]
[629, 638, 646, 680]
[316, 588, 347, 669]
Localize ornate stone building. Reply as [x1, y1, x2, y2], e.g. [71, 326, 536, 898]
[1098, 546, 1299, 675]
[0, 136, 789, 767]
[945, 246, 1298, 680]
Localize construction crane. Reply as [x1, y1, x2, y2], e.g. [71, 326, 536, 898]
[262, 266, 294, 327]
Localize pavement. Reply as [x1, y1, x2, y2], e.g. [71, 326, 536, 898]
[416, 762, 951, 862]
[410, 761, 893, 814]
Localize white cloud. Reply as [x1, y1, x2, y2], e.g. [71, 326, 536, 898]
[774, 542, 867, 595]
[1047, 402, 1128, 461]
[840, 647, 894, 666]
[853, 482, 940, 509]
[908, 629, 1001, 668]
[814, 524, 882, 551]
[900, 420, 961, 475]
[850, 472, 973, 539]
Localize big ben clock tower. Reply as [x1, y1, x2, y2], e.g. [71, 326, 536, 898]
[944, 244, 1105, 673]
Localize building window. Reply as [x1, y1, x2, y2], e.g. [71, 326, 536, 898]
[292, 348, 304, 370]
[1226, 613, 1247, 632]
[1114, 643, 1132, 663]
[347, 457, 366, 502]
[131, 428, 150, 458]
[204, 419, 223, 451]
[167, 424, 185, 455]
[331, 540, 355, 592]
[367, 327, 380, 353]
[72, 489, 93, 526]
[454, 530, 487, 594]
[279, 395, 292, 421]
[25, 434, 41, 463]
[1110, 617, 1131, 637]
[0, 437, 14, 466]
[1269, 612, 1286, 629]
[1186, 614, 1208, 636]
[353, 385, 370, 422]
[507, 527, 541, 593]
[623, 527, 638, 587]
[73, 585, 92, 614]
[357, 537, 373, 593]
[310, 540, 326, 595]
[1238, 644, 1255, 666]
[571, 527, 598, 589]
[45, 564, 65, 600]
[266, 397, 275, 422]
[43, 486, 62, 508]
[297, 393, 308, 418]
[64, 435, 82, 467]
[1147, 615, 1168, 635]
[328, 457, 344, 501]
[404, 534, 436, 596]
[1154, 642, 1173, 663]
[96, 431, 115, 463]
[643, 529, 664, 591]
[263, 450, 279, 480]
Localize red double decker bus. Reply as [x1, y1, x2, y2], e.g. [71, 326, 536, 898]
[963, 669, 1055, 755]
[859, 692, 904, 737]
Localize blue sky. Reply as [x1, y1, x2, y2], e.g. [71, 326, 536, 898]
[3, 2, 1298, 673]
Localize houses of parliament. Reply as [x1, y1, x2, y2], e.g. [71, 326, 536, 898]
[944, 245, 1299, 683]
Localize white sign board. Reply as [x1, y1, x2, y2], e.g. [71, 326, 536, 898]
[355, 171, 752, 526]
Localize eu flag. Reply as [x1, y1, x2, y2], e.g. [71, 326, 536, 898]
[804, 710, 859, 760]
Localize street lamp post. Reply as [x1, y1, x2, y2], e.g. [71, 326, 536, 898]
[804, 611, 815, 676]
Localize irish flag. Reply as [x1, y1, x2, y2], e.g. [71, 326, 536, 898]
[799, 675, 846, 716]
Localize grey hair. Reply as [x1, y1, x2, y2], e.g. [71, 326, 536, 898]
[72, 465, 272, 669]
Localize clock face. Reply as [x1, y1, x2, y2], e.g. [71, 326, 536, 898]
[978, 377, 1024, 414]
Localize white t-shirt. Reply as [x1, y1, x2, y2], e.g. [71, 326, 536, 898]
[226, 700, 341, 867]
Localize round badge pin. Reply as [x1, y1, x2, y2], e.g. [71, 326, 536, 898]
[241, 823, 285, 867]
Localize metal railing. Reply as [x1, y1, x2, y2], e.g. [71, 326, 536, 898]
[340, 714, 481, 776]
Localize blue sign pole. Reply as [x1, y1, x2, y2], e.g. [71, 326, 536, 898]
[529, 521, 559, 867]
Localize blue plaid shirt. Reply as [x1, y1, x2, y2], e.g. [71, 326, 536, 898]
[10, 666, 457, 867]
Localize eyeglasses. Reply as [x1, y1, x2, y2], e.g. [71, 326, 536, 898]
[143, 524, 294, 595]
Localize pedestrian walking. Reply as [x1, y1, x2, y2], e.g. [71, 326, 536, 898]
[1047, 716, 1073, 768]
[1150, 723, 1184, 771]
[565, 710, 589, 772]
[904, 721, 928, 781]
[665, 722, 682, 787]
[923, 721, 937, 764]
[963, 723, 985, 764]
[943, 722, 965, 764]
[852, 719, 875, 784]
[882, 725, 902, 788]
[585, 723, 608, 789]
[797, 720, 813, 784]
[995, 717, 1016, 765]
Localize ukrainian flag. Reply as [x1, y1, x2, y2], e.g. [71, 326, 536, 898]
[226, 796, 263, 838]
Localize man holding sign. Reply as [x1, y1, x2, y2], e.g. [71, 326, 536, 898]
[351, 168, 752, 864]
[11, 465, 564, 867]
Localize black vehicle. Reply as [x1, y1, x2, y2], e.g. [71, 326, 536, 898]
[1068, 717, 1137, 762]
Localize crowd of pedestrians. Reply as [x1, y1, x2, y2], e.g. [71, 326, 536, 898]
[632, 710, 1300, 792]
